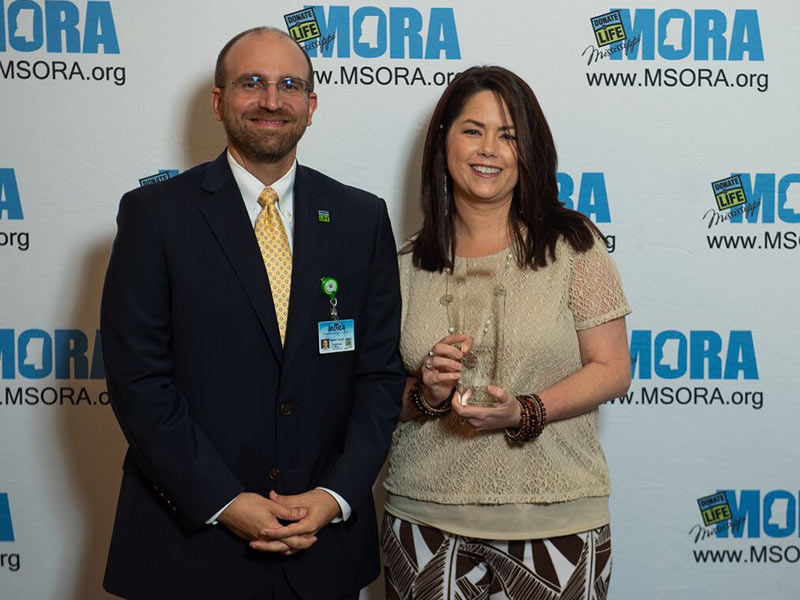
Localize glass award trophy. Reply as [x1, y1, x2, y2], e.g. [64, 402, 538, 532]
[458, 345, 500, 407]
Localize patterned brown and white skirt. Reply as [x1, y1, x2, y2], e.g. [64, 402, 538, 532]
[382, 513, 611, 600]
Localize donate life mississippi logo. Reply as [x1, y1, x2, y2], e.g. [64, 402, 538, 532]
[703, 173, 800, 228]
[582, 9, 640, 63]
[691, 490, 800, 554]
[591, 11, 626, 47]
[139, 169, 179, 187]
[702, 172, 800, 251]
[582, 9, 768, 92]
[698, 492, 732, 527]
[285, 7, 322, 44]
[712, 175, 747, 211]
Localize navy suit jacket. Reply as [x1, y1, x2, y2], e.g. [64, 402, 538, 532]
[101, 151, 405, 599]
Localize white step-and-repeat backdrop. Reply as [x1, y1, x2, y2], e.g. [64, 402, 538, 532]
[1, 1, 799, 598]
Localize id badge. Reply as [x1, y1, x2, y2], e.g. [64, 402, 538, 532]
[318, 319, 355, 354]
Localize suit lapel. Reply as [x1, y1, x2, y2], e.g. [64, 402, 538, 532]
[195, 152, 283, 363]
[282, 165, 333, 369]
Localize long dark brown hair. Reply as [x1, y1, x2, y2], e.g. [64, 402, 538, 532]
[412, 66, 603, 272]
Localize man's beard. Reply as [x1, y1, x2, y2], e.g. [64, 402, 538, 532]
[221, 106, 308, 163]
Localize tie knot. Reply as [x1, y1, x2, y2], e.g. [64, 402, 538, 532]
[258, 186, 279, 209]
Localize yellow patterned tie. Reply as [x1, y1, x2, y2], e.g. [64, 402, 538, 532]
[255, 186, 292, 346]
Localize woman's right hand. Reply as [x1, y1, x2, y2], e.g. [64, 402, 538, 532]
[421, 333, 474, 404]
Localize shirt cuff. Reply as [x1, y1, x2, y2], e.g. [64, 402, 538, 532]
[206, 494, 240, 525]
[316, 487, 351, 522]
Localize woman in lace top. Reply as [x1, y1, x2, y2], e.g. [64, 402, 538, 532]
[381, 66, 632, 600]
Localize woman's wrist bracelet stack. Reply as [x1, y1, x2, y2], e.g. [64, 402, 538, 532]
[505, 393, 547, 443]
[411, 377, 453, 417]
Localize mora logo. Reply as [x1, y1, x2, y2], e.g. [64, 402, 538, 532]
[0, 0, 119, 53]
[726, 173, 800, 224]
[0, 494, 13, 542]
[608, 9, 763, 61]
[302, 5, 460, 59]
[630, 330, 758, 380]
[557, 172, 611, 223]
[0, 168, 23, 220]
[715, 490, 800, 539]
[0, 329, 104, 380]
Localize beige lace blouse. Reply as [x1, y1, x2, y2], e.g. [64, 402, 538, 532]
[384, 235, 631, 538]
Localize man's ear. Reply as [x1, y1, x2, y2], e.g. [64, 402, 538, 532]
[211, 87, 223, 122]
[306, 92, 318, 126]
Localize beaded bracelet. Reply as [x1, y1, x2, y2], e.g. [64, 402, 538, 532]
[505, 393, 547, 443]
[528, 393, 547, 437]
[411, 377, 453, 417]
[505, 396, 533, 442]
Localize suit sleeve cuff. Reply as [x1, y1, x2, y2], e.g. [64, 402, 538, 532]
[205, 494, 240, 525]
[315, 487, 351, 522]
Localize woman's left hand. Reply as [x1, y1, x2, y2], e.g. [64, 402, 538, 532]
[450, 385, 521, 431]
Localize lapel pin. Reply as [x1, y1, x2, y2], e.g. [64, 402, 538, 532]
[318, 210, 330, 223]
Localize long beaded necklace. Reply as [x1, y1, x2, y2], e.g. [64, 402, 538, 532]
[440, 249, 513, 405]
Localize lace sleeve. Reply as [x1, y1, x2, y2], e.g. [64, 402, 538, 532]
[568, 237, 631, 330]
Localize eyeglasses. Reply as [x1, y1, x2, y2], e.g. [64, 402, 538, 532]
[217, 76, 313, 95]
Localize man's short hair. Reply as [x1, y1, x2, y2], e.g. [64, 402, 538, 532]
[214, 26, 314, 87]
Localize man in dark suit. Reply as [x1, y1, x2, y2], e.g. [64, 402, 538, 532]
[101, 26, 405, 600]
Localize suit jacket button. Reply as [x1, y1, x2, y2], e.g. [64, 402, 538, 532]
[269, 467, 281, 480]
[280, 403, 291, 416]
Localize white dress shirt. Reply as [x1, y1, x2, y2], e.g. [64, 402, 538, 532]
[205, 151, 351, 525]
[228, 151, 296, 250]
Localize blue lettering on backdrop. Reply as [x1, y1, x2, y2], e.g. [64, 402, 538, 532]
[0, 329, 104, 380]
[694, 9, 727, 61]
[716, 490, 799, 538]
[557, 172, 611, 223]
[0, 0, 119, 53]
[425, 8, 459, 59]
[629, 330, 758, 380]
[0, 494, 14, 542]
[389, 7, 421, 59]
[304, 5, 460, 59]
[728, 174, 800, 224]
[18, 329, 52, 379]
[307, 5, 348, 57]
[3, 0, 44, 51]
[45, 0, 80, 52]
[0, 168, 23, 220]
[352, 6, 385, 58]
[609, 9, 763, 61]
[82, 1, 117, 53]
[659, 9, 691, 60]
